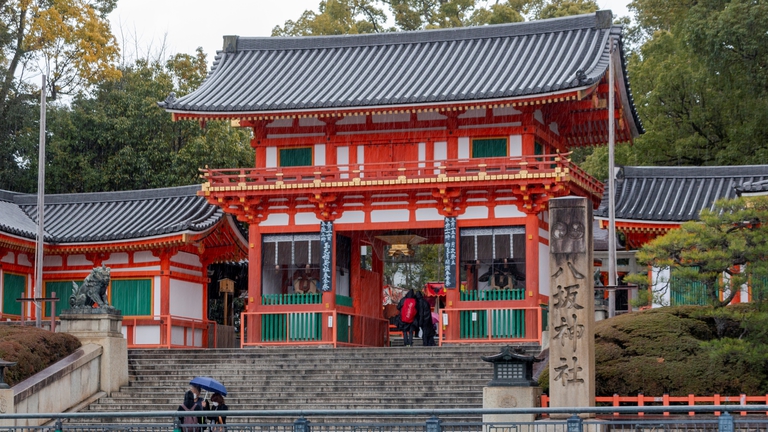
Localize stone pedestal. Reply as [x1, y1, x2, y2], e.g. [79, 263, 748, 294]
[59, 311, 128, 396]
[483, 386, 541, 425]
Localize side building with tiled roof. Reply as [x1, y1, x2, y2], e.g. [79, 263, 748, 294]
[0, 185, 247, 348]
[594, 165, 768, 307]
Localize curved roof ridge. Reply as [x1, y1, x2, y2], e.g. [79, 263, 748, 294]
[621, 165, 768, 179]
[234, 12, 610, 52]
[13, 184, 202, 206]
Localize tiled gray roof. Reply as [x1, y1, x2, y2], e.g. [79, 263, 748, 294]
[0, 191, 49, 241]
[1, 185, 224, 243]
[160, 11, 641, 132]
[596, 166, 768, 222]
[735, 179, 768, 196]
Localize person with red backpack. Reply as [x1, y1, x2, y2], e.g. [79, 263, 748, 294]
[397, 289, 419, 346]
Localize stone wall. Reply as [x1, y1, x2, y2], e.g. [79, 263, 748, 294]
[0, 344, 103, 427]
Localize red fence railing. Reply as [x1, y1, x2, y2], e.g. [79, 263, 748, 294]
[200, 154, 603, 198]
[541, 394, 768, 416]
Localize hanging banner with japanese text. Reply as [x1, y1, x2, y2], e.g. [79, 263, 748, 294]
[444, 217, 457, 289]
[319, 221, 333, 292]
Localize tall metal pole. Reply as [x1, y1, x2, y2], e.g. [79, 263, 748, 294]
[607, 37, 617, 318]
[35, 75, 47, 328]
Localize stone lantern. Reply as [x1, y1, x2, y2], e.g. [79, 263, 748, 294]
[481, 345, 540, 387]
[481, 346, 543, 425]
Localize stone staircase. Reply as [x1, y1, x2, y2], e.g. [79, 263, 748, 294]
[73, 345, 541, 425]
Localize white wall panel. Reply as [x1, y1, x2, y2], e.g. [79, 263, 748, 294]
[415, 208, 443, 221]
[261, 213, 290, 226]
[171, 252, 201, 266]
[295, 213, 321, 225]
[104, 253, 129, 265]
[135, 251, 159, 263]
[336, 211, 365, 224]
[509, 135, 522, 157]
[67, 255, 89, 266]
[371, 209, 409, 223]
[539, 243, 550, 296]
[314, 144, 326, 166]
[266, 147, 277, 168]
[458, 137, 470, 159]
[170, 280, 203, 319]
[494, 205, 526, 218]
[457, 206, 488, 220]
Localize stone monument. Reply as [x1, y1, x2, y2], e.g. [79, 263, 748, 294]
[548, 197, 595, 416]
[59, 266, 128, 396]
[481, 346, 542, 426]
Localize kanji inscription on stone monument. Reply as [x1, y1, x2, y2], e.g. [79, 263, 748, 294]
[548, 197, 595, 415]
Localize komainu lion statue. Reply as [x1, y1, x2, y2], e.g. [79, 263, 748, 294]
[70, 266, 115, 311]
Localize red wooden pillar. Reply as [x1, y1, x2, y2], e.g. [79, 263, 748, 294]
[248, 223, 262, 343]
[525, 211, 541, 339]
[158, 251, 172, 317]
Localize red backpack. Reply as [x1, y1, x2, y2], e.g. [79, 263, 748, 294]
[400, 298, 416, 323]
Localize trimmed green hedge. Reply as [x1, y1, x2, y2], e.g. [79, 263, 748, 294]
[540, 305, 768, 396]
[0, 326, 81, 386]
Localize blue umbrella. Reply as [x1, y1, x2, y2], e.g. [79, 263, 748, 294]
[189, 376, 227, 396]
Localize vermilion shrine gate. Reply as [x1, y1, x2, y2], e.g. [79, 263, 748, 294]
[160, 11, 643, 347]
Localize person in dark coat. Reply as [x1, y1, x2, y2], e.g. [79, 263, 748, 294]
[396, 289, 419, 347]
[177, 390, 201, 432]
[207, 393, 228, 430]
[415, 290, 436, 346]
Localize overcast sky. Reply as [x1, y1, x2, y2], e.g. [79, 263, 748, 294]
[108, 0, 632, 64]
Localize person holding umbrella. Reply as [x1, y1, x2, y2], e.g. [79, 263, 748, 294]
[207, 393, 228, 431]
[177, 390, 201, 432]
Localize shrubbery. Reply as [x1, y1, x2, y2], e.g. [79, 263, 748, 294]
[540, 305, 768, 396]
[0, 326, 81, 386]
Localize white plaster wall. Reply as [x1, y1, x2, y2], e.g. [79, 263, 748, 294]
[103, 253, 129, 265]
[295, 213, 321, 225]
[371, 209, 409, 223]
[67, 254, 90, 266]
[170, 280, 203, 319]
[133, 325, 161, 345]
[336, 211, 365, 224]
[171, 251, 201, 267]
[509, 135, 522, 157]
[415, 208, 443, 221]
[337, 146, 349, 178]
[1, 251, 12, 263]
[266, 147, 277, 168]
[314, 144, 326, 166]
[418, 142, 426, 167]
[539, 228, 549, 241]
[495, 204, 526, 218]
[18, 254, 32, 266]
[336, 269, 350, 297]
[652, 266, 670, 308]
[534, 109, 544, 124]
[153, 276, 162, 316]
[194, 329, 203, 347]
[261, 213, 290, 226]
[458, 137, 470, 159]
[44, 255, 63, 267]
[538, 242, 550, 296]
[134, 251, 159, 263]
[170, 266, 202, 277]
[457, 206, 489, 220]
[434, 141, 447, 160]
[171, 326, 185, 346]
